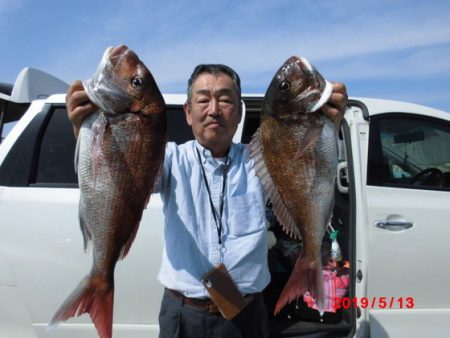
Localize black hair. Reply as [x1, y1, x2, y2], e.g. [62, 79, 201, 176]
[186, 64, 241, 104]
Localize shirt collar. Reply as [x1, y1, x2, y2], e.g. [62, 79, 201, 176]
[194, 140, 236, 168]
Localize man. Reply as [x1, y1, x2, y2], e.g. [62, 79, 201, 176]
[66, 63, 347, 338]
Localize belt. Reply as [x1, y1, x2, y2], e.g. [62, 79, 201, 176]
[167, 289, 257, 314]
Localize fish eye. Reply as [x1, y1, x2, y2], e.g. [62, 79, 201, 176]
[279, 81, 291, 93]
[131, 76, 144, 88]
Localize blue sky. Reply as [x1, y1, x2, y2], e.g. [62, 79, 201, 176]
[1, 0, 450, 112]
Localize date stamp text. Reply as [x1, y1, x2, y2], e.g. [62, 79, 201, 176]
[334, 297, 415, 310]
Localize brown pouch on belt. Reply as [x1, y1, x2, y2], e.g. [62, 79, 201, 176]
[202, 263, 248, 320]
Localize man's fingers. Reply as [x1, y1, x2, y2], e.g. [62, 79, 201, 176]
[65, 80, 97, 137]
[321, 82, 348, 130]
[68, 90, 93, 116]
[332, 82, 347, 95]
[71, 102, 97, 124]
[329, 82, 348, 112]
[321, 102, 342, 119]
[66, 80, 84, 100]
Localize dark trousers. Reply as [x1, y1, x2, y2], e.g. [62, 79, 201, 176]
[159, 289, 269, 338]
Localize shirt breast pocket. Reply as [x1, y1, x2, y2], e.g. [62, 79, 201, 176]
[228, 191, 264, 237]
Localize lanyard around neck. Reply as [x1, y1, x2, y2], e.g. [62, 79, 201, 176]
[196, 147, 229, 246]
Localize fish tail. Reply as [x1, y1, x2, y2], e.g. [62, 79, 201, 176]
[49, 274, 114, 338]
[274, 255, 324, 315]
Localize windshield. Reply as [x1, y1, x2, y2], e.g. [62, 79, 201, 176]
[381, 122, 450, 179]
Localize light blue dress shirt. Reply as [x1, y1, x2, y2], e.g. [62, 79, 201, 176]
[155, 140, 271, 298]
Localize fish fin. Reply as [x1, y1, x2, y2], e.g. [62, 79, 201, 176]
[249, 129, 301, 239]
[294, 123, 322, 160]
[79, 210, 92, 252]
[274, 255, 324, 315]
[119, 220, 141, 260]
[49, 274, 114, 338]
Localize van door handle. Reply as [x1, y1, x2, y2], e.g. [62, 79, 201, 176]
[374, 220, 413, 231]
[336, 161, 348, 194]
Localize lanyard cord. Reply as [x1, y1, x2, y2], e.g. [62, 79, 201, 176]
[196, 148, 229, 245]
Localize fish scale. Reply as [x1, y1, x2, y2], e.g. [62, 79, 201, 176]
[50, 45, 166, 338]
[249, 55, 337, 316]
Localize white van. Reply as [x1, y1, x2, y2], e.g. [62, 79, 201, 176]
[0, 71, 449, 338]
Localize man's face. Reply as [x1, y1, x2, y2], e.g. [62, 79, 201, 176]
[184, 72, 242, 157]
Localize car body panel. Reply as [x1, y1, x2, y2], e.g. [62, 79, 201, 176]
[1, 93, 449, 337]
[347, 98, 450, 337]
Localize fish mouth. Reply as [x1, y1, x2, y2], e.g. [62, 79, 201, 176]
[282, 55, 332, 113]
[310, 79, 333, 112]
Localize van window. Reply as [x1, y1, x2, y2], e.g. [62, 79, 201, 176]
[367, 113, 450, 190]
[241, 97, 263, 144]
[166, 105, 194, 144]
[34, 107, 78, 185]
[1, 122, 16, 142]
[0, 99, 31, 144]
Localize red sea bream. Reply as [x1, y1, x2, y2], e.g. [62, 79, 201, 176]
[50, 45, 166, 338]
[249, 56, 337, 315]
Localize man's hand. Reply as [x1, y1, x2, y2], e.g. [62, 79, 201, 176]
[66, 80, 98, 137]
[321, 82, 348, 131]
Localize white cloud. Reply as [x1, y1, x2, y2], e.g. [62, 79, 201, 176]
[316, 45, 450, 82]
[34, 0, 450, 113]
[127, 0, 450, 86]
